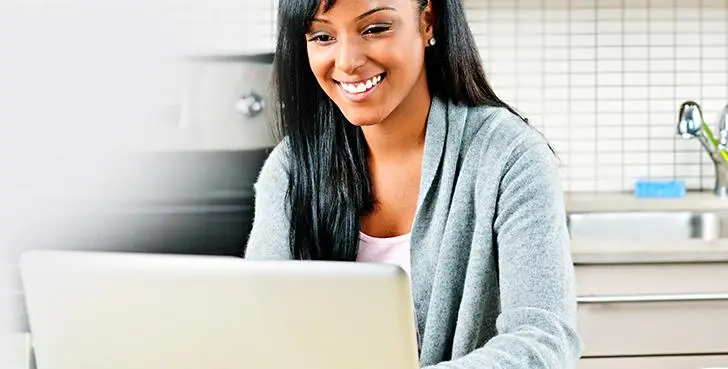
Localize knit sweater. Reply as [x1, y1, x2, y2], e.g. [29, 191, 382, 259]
[245, 96, 583, 368]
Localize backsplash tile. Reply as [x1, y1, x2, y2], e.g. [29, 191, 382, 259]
[467, 0, 728, 192]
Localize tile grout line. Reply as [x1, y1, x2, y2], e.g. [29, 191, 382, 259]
[647, 0, 653, 182]
[515, 0, 520, 116]
[620, 0, 626, 190]
[566, 0, 574, 188]
[594, 0, 599, 191]
[672, 0, 677, 181]
[486, 0, 492, 98]
[541, 0, 546, 141]
[699, 0, 705, 189]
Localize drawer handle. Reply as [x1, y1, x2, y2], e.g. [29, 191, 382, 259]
[578, 292, 728, 304]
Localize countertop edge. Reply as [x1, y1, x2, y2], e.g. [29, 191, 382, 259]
[572, 251, 728, 264]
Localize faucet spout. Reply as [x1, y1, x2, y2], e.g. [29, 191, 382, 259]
[677, 101, 728, 197]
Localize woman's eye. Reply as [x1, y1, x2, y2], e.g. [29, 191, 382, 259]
[308, 33, 334, 44]
[363, 25, 391, 35]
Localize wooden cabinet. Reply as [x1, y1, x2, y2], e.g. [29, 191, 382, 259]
[575, 262, 728, 363]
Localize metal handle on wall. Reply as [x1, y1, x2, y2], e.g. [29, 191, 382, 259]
[577, 292, 728, 304]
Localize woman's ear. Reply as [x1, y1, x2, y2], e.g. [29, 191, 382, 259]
[420, 1, 435, 46]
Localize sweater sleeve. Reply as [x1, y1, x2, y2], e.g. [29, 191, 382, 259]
[244, 142, 293, 260]
[424, 132, 583, 369]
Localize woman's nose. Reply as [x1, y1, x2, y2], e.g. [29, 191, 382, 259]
[335, 39, 366, 75]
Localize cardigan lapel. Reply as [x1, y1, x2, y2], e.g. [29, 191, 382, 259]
[415, 95, 448, 210]
[408, 95, 447, 357]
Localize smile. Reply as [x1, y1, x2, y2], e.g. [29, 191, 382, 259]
[337, 73, 386, 100]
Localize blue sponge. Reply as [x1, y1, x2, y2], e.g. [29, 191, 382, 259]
[634, 179, 686, 198]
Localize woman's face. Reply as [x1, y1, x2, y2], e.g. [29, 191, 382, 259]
[306, 0, 433, 126]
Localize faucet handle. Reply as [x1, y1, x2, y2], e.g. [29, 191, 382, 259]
[677, 101, 705, 139]
[718, 104, 728, 147]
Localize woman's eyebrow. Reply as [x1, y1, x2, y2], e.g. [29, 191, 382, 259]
[355, 6, 396, 20]
[311, 6, 396, 24]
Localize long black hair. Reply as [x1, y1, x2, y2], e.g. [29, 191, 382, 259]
[271, 0, 523, 261]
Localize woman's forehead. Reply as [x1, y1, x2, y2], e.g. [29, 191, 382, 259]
[314, 0, 409, 16]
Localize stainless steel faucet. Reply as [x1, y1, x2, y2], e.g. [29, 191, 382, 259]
[677, 101, 728, 197]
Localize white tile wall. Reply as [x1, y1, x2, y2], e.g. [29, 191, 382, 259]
[221, 0, 727, 192]
[467, 0, 728, 192]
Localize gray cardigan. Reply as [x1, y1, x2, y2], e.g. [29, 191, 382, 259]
[245, 96, 583, 368]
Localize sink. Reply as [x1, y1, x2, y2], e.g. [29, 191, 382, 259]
[567, 211, 723, 241]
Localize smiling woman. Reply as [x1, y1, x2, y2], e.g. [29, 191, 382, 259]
[246, 0, 583, 368]
[305, 1, 431, 126]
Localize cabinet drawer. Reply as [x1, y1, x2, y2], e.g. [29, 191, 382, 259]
[578, 298, 728, 356]
[578, 354, 728, 369]
[575, 263, 728, 296]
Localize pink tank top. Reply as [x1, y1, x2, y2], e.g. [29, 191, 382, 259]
[357, 231, 420, 352]
[357, 231, 412, 276]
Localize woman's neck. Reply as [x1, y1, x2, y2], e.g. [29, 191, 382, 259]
[361, 74, 431, 164]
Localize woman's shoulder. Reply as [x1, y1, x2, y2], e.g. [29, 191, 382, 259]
[462, 103, 548, 156]
[446, 102, 564, 211]
[254, 138, 291, 189]
[455, 102, 557, 176]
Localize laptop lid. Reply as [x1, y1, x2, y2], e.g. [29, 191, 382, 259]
[20, 250, 419, 369]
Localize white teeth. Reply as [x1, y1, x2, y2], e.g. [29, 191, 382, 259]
[340, 74, 384, 95]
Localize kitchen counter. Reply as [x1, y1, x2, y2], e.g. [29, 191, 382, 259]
[571, 238, 728, 264]
[565, 191, 728, 213]
[565, 191, 728, 264]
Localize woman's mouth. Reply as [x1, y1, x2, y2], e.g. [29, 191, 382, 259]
[337, 73, 386, 102]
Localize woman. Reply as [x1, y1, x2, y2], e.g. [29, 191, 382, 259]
[245, 0, 583, 368]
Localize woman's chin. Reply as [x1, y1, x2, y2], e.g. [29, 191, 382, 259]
[344, 113, 383, 127]
[339, 109, 388, 127]
[346, 118, 380, 127]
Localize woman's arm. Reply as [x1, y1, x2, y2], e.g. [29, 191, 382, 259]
[424, 134, 583, 369]
[244, 143, 293, 260]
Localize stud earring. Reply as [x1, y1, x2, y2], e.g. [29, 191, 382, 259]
[428, 38, 436, 46]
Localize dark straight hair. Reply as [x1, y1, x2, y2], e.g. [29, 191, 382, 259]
[271, 0, 524, 261]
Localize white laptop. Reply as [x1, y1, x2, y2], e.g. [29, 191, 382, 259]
[19, 250, 419, 369]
